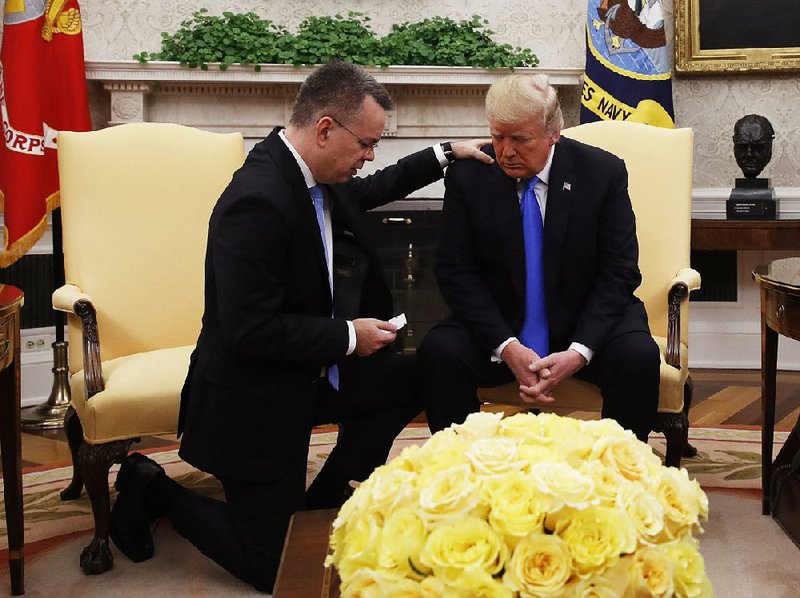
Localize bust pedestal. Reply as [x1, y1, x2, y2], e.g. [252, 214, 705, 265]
[726, 178, 778, 220]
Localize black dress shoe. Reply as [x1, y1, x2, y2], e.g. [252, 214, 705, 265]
[109, 453, 167, 562]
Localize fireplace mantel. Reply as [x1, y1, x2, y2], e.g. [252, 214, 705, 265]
[85, 61, 583, 87]
[85, 61, 582, 139]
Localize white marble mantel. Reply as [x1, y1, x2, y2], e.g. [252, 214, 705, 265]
[85, 60, 583, 141]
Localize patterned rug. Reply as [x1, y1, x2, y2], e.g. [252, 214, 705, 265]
[0, 425, 787, 551]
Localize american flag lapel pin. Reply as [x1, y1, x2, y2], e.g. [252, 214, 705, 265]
[563, 182, 572, 191]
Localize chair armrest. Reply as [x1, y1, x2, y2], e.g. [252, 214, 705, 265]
[671, 268, 701, 293]
[52, 284, 105, 397]
[666, 268, 702, 369]
[52, 284, 92, 313]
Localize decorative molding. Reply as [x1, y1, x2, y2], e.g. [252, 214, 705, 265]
[85, 61, 584, 87]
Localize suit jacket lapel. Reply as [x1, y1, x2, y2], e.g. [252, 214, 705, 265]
[491, 167, 527, 312]
[264, 130, 329, 286]
[543, 140, 577, 296]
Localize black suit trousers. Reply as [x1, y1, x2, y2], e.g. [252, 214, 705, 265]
[165, 350, 420, 593]
[420, 317, 659, 441]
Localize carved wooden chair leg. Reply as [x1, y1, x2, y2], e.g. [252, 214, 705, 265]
[60, 406, 85, 501]
[682, 376, 698, 458]
[658, 411, 688, 468]
[76, 439, 135, 575]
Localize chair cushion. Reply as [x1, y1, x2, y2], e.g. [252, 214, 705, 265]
[477, 337, 688, 414]
[71, 345, 194, 444]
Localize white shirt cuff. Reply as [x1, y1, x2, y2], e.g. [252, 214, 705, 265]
[346, 321, 357, 355]
[432, 143, 449, 168]
[492, 337, 517, 363]
[569, 342, 593, 364]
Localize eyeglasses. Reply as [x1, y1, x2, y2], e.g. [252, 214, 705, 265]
[329, 116, 379, 152]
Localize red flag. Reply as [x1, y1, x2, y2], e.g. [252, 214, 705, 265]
[0, 0, 91, 267]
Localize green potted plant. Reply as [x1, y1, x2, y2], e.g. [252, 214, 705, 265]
[133, 10, 538, 71]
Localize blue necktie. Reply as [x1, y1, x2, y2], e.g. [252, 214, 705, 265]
[519, 176, 549, 357]
[310, 185, 340, 390]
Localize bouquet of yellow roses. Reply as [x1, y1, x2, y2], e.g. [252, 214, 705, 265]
[326, 411, 711, 597]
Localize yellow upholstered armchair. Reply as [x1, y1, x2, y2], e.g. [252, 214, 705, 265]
[478, 120, 700, 468]
[53, 123, 245, 574]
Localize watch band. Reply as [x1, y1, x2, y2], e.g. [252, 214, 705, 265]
[441, 141, 455, 164]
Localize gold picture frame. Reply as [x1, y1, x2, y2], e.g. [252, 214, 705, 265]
[675, 0, 800, 74]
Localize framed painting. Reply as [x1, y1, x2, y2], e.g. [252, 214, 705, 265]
[674, 0, 800, 74]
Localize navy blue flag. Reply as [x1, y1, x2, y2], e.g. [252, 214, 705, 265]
[581, 0, 674, 128]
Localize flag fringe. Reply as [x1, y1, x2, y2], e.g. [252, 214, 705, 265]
[0, 189, 61, 267]
[0, 216, 48, 268]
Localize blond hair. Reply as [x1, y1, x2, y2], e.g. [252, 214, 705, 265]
[485, 74, 563, 136]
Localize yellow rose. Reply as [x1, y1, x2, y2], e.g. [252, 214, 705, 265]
[367, 467, 418, 515]
[385, 443, 424, 473]
[446, 569, 514, 597]
[466, 437, 526, 476]
[416, 430, 470, 484]
[563, 577, 624, 597]
[531, 461, 597, 509]
[616, 481, 666, 544]
[452, 410, 504, 439]
[499, 411, 544, 439]
[630, 546, 675, 597]
[580, 462, 624, 507]
[664, 540, 711, 598]
[485, 472, 556, 545]
[329, 481, 376, 567]
[333, 511, 383, 582]
[377, 507, 429, 578]
[419, 464, 481, 523]
[582, 417, 629, 441]
[564, 555, 630, 596]
[528, 412, 583, 446]
[655, 468, 708, 540]
[419, 576, 448, 595]
[550, 505, 637, 576]
[503, 532, 572, 596]
[589, 434, 662, 483]
[516, 442, 561, 473]
[419, 516, 508, 581]
[340, 568, 405, 597]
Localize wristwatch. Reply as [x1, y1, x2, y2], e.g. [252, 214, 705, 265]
[440, 141, 455, 165]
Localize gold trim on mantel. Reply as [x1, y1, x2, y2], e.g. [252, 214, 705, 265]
[84, 60, 583, 87]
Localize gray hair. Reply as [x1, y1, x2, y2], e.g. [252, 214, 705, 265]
[485, 74, 563, 137]
[289, 60, 394, 127]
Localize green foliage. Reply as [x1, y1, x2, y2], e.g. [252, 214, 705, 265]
[132, 9, 291, 71]
[133, 10, 538, 70]
[381, 15, 538, 68]
[289, 13, 383, 66]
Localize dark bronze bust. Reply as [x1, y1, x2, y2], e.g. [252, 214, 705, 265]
[733, 114, 775, 178]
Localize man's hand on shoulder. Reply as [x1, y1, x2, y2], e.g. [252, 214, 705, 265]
[520, 349, 587, 403]
[451, 139, 494, 165]
[353, 318, 397, 357]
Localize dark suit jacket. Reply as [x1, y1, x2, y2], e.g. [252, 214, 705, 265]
[178, 127, 444, 481]
[435, 136, 647, 357]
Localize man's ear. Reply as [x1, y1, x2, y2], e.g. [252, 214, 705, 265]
[550, 131, 561, 145]
[315, 117, 334, 146]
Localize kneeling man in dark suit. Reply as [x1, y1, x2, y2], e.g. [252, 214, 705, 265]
[421, 73, 660, 443]
[108, 60, 491, 593]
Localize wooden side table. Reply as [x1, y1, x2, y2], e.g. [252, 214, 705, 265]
[0, 285, 24, 595]
[693, 218, 800, 250]
[273, 508, 339, 597]
[753, 259, 800, 516]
